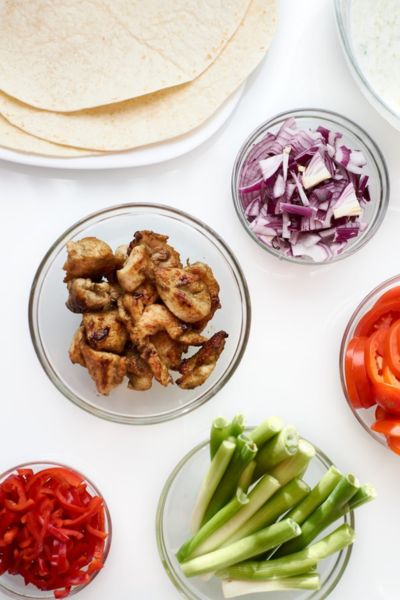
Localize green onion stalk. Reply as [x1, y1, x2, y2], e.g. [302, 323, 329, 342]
[254, 426, 299, 479]
[181, 519, 302, 578]
[224, 478, 310, 545]
[218, 523, 355, 581]
[191, 439, 236, 533]
[221, 573, 321, 597]
[276, 474, 360, 556]
[203, 436, 257, 524]
[248, 417, 284, 448]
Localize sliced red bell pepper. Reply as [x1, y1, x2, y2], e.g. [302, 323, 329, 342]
[387, 435, 400, 455]
[350, 337, 375, 408]
[384, 320, 400, 379]
[354, 300, 400, 337]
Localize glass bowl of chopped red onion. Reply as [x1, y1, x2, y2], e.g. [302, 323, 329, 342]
[0, 461, 112, 599]
[232, 109, 389, 264]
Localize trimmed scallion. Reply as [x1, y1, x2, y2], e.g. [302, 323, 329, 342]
[221, 573, 321, 597]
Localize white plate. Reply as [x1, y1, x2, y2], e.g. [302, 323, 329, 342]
[0, 86, 244, 170]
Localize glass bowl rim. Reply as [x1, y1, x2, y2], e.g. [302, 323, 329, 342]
[339, 273, 400, 448]
[156, 433, 355, 600]
[0, 460, 112, 600]
[28, 202, 252, 426]
[231, 107, 390, 266]
[334, 0, 400, 126]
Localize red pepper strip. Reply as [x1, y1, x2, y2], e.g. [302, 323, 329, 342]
[61, 498, 102, 527]
[26, 468, 83, 492]
[4, 498, 35, 512]
[372, 419, 400, 436]
[17, 469, 33, 478]
[54, 587, 71, 599]
[55, 486, 87, 515]
[86, 524, 108, 540]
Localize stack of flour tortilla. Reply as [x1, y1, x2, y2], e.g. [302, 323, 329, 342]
[0, 0, 277, 157]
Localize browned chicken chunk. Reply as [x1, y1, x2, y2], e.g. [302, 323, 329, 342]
[114, 244, 129, 269]
[176, 331, 228, 389]
[151, 331, 187, 370]
[63, 237, 116, 281]
[140, 343, 172, 386]
[129, 230, 182, 276]
[125, 346, 153, 391]
[116, 244, 149, 292]
[155, 266, 212, 323]
[189, 262, 221, 331]
[117, 282, 159, 325]
[69, 326, 86, 367]
[82, 310, 128, 353]
[80, 342, 127, 395]
[66, 278, 118, 313]
[130, 304, 206, 346]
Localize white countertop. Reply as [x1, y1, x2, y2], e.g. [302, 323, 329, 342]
[1, 1, 399, 598]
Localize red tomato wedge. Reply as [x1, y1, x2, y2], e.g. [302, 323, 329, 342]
[384, 320, 400, 378]
[350, 337, 375, 408]
[371, 419, 400, 436]
[354, 300, 400, 337]
[373, 381, 400, 415]
[387, 436, 400, 455]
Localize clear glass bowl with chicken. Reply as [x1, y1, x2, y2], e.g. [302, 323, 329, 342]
[29, 205, 250, 424]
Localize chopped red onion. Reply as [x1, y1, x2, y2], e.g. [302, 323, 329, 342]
[238, 117, 370, 262]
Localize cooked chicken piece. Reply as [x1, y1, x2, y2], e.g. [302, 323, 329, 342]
[129, 230, 182, 276]
[82, 310, 128, 353]
[176, 331, 228, 389]
[116, 244, 149, 292]
[69, 326, 86, 367]
[118, 282, 159, 325]
[154, 266, 211, 323]
[129, 304, 203, 385]
[79, 342, 127, 395]
[63, 237, 116, 282]
[130, 304, 206, 347]
[154, 262, 219, 327]
[114, 244, 129, 269]
[151, 331, 187, 371]
[66, 278, 119, 313]
[126, 346, 153, 391]
[189, 263, 221, 331]
[139, 343, 172, 386]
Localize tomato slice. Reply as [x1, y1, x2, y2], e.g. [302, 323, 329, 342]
[344, 338, 362, 408]
[375, 405, 391, 420]
[371, 419, 400, 436]
[354, 300, 400, 337]
[373, 381, 400, 415]
[365, 328, 387, 385]
[384, 320, 400, 378]
[387, 435, 400, 455]
[373, 286, 400, 308]
[351, 337, 375, 408]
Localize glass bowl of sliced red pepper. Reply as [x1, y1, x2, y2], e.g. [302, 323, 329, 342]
[0, 462, 111, 599]
[340, 275, 400, 455]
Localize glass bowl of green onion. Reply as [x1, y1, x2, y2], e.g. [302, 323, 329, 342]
[155, 416, 371, 600]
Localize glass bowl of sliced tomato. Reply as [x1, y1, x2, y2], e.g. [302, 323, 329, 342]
[0, 462, 111, 599]
[340, 275, 400, 455]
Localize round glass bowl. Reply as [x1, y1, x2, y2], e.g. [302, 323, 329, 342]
[340, 275, 400, 450]
[156, 437, 354, 600]
[335, 0, 400, 131]
[232, 108, 389, 265]
[0, 461, 111, 599]
[29, 204, 250, 425]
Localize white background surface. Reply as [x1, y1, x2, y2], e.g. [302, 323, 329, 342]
[1, 1, 399, 599]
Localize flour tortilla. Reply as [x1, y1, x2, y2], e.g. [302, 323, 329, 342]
[0, 0, 250, 112]
[0, 115, 98, 157]
[0, 0, 277, 152]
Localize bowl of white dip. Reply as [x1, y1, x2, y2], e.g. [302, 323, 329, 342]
[335, 0, 400, 130]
